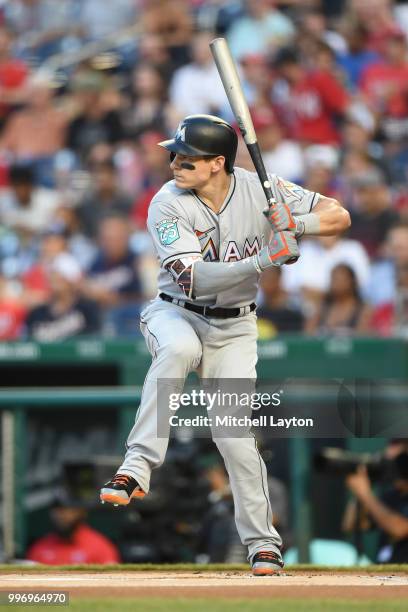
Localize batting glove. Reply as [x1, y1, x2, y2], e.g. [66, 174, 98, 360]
[253, 231, 300, 272]
[264, 203, 304, 237]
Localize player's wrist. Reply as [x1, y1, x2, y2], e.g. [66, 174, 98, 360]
[253, 247, 277, 273]
[294, 217, 305, 238]
[295, 213, 320, 236]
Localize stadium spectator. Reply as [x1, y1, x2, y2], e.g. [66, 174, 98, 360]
[302, 145, 341, 200]
[195, 0, 243, 36]
[0, 70, 67, 186]
[169, 31, 226, 118]
[337, 23, 380, 91]
[272, 45, 349, 145]
[341, 116, 379, 164]
[21, 224, 69, 309]
[304, 263, 372, 335]
[227, 0, 295, 60]
[141, 0, 193, 65]
[359, 29, 408, 124]
[3, 0, 80, 63]
[0, 274, 26, 340]
[345, 0, 401, 54]
[236, 53, 273, 111]
[66, 70, 123, 160]
[282, 234, 371, 308]
[131, 131, 172, 230]
[0, 26, 29, 130]
[82, 214, 143, 335]
[78, 0, 137, 41]
[76, 159, 132, 240]
[137, 34, 176, 81]
[26, 492, 120, 565]
[123, 63, 170, 138]
[370, 223, 408, 336]
[256, 107, 305, 183]
[295, 7, 347, 56]
[367, 222, 408, 308]
[51, 205, 97, 270]
[257, 266, 304, 339]
[25, 253, 101, 342]
[348, 168, 400, 258]
[0, 164, 60, 239]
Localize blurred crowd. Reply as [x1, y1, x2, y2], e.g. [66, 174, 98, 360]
[0, 0, 408, 341]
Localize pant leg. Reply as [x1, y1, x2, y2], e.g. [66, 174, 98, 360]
[118, 300, 202, 492]
[200, 313, 282, 561]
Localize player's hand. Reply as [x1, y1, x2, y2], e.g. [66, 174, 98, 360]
[264, 203, 304, 237]
[254, 231, 299, 271]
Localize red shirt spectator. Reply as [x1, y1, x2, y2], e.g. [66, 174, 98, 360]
[0, 299, 26, 339]
[0, 59, 28, 109]
[26, 523, 120, 565]
[0, 27, 29, 122]
[359, 32, 408, 118]
[274, 47, 349, 145]
[371, 302, 394, 336]
[291, 71, 348, 144]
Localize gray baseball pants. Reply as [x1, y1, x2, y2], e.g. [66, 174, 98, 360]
[118, 298, 282, 561]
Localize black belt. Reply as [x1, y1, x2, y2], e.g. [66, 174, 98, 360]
[159, 293, 256, 319]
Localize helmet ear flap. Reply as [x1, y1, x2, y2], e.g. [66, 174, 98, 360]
[169, 152, 176, 162]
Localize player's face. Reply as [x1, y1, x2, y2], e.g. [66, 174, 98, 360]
[170, 153, 221, 189]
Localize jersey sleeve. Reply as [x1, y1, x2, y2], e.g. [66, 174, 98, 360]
[147, 199, 203, 267]
[268, 174, 320, 216]
[147, 198, 203, 299]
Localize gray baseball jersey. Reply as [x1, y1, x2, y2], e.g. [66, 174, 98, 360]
[148, 167, 319, 308]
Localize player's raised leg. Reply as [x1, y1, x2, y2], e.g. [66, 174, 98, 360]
[100, 300, 202, 506]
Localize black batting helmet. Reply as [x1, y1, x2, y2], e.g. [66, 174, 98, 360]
[158, 114, 238, 173]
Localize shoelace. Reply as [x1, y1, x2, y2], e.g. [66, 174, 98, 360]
[255, 551, 282, 564]
[111, 474, 133, 487]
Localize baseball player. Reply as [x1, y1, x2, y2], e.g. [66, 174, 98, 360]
[100, 115, 350, 574]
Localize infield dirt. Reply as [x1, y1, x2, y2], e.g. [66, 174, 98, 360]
[1, 570, 408, 601]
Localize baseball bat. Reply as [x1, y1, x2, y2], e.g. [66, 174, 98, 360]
[210, 37, 299, 262]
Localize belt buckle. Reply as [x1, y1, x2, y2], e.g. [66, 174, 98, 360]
[203, 305, 209, 317]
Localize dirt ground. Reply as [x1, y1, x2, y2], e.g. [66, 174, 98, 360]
[1, 571, 408, 600]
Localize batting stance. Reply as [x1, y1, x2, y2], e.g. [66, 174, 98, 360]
[100, 115, 350, 574]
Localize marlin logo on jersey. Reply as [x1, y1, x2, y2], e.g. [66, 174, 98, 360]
[201, 238, 218, 261]
[223, 237, 263, 262]
[195, 227, 218, 261]
[156, 217, 180, 246]
[195, 227, 215, 241]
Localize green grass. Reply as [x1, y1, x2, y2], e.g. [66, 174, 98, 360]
[0, 563, 407, 573]
[8, 598, 408, 612]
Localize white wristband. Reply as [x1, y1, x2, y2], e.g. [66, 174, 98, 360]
[296, 213, 320, 236]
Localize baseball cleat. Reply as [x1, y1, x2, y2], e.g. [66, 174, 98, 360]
[100, 473, 146, 506]
[251, 550, 284, 576]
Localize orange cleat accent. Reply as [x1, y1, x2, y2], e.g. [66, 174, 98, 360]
[100, 473, 146, 506]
